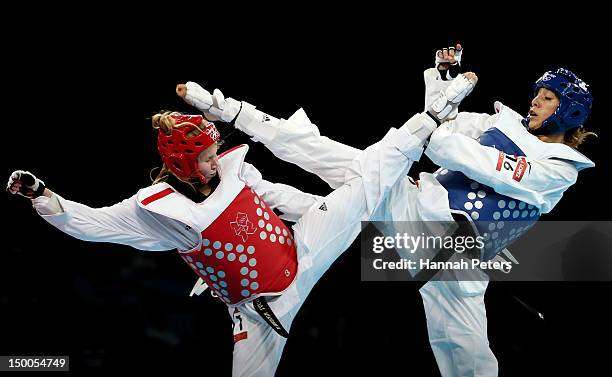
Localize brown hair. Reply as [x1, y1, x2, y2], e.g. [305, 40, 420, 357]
[564, 127, 598, 149]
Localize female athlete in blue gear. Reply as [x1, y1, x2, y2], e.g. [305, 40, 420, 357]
[178, 46, 594, 377]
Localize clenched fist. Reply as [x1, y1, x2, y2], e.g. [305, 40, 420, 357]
[6, 170, 46, 199]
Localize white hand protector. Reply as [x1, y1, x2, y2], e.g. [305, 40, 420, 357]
[435, 45, 463, 81]
[424, 68, 452, 111]
[427, 73, 477, 122]
[425, 45, 466, 113]
[7, 170, 46, 198]
[184, 81, 242, 123]
[435, 45, 462, 67]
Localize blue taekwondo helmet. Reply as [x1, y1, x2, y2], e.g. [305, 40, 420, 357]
[525, 68, 593, 135]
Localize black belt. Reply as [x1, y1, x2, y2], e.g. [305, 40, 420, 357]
[253, 297, 289, 338]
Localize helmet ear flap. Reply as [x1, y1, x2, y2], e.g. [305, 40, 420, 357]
[565, 103, 589, 126]
[166, 154, 191, 180]
[531, 68, 593, 134]
[164, 154, 210, 185]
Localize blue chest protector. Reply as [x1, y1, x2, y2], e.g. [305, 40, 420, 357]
[435, 128, 540, 260]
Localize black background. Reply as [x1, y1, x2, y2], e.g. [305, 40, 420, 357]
[2, 8, 611, 376]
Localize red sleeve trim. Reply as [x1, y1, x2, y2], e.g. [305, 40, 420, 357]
[141, 187, 174, 206]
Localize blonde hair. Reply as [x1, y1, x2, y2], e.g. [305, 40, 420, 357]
[564, 127, 598, 149]
[152, 111, 208, 138]
[150, 111, 218, 190]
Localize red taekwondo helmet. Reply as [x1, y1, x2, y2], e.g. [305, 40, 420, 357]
[157, 112, 220, 184]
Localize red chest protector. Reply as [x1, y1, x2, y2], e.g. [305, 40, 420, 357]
[138, 145, 298, 306]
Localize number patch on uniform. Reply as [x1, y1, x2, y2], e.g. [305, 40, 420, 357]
[496, 152, 530, 182]
[232, 308, 248, 343]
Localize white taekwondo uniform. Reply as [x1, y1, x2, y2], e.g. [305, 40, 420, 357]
[31, 111, 433, 376]
[229, 98, 594, 377]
